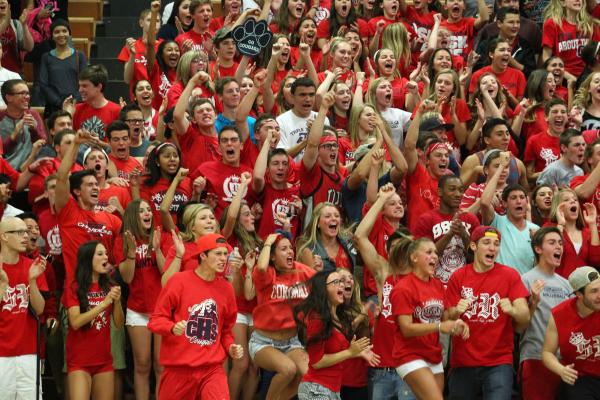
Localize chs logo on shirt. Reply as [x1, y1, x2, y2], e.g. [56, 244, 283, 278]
[272, 198, 292, 226]
[569, 332, 600, 360]
[186, 299, 219, 346]
[461, 286, 500, 322]
[2, 283, 29, 313]
[158, 72, 173, 100]
[415, 299, 444, 324]
[223, 175, 247, 202]
[46, 225, 62, 255]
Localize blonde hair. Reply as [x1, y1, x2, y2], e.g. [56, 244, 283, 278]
[365, 77, 388, 108]
[381, 23, 412, 73]
[348, 103, 377, 147]
[296, 202, 351, 259]
[544, 0, 599, 37]
[428, 69, 462, 102]
[176, 50, 205, 86]
[549, 188, 585, 230]
[574, 71, 600, 108]
[329, 37, 352, 68]
[180, 203, 220, 242]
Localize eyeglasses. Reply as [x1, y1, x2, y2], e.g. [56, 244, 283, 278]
[5, 230, 29, 236]
[326, 278, 344, 286]
[10, 91, 30, 96]
[125, 119, 144, 125]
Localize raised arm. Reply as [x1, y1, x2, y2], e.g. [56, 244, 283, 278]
[574, 161, 600, 200]
[405, 100, 436, 174]
[257, 233, 277, 272]
[174, 71, 208, 134]
[377, 116, 407, 184]
[123, 38, 136, 84]
[55, 130, 93, 214]
[236, 70, 266, 143]
[159, 168, 189, 232]
[146, 0, 161, 76]
[222, 172, 251, 239]
[252, 128, 275, 194]
[303, 91, 334, 171]
[480, 152, 509, 225]
[473, 0, 490, 29]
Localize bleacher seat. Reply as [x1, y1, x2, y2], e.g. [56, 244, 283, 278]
[68, 0, 104, 21]
[70, 17, 96, 41]
[73, 38, 92, 59]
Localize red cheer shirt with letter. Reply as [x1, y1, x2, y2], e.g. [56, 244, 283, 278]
[440, 17, 476, 58]
[252, 262, 315, 331]
[113, 236, 162, 314]
[413, 209, 480, 284]
[256, 183, 301, 239]
[552, 297, 600, 378]
[373, 274, 409, 367]
[177, 124, 220, 172]
[299, 163, 347, 216]
[192, 161, 253, 219]
[302, 314, 349, 392]
[542, 19, 600, 76]
[139, 176, 192, 226]
[58, 198, 122, 285]
[445, 263, 529, 367]
[63, 281, 113, 368]
[0, 255, 48, 357]
[148, 270, 237, 368]
[523, 130, 560, 173]
[392, 273, 445, 365]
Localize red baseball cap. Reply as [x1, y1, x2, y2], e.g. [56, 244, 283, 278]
[470, 226, 501, 244]
[190, 233, 232, 258]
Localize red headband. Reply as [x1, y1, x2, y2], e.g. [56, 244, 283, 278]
[426, 142, 450, 157]
[319, 135, 338, 145]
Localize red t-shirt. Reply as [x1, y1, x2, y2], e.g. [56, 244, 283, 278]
[523, 130, 560, 172]
[73, 102, 121, 141]
[117, 38, 161, 99]
[166, 80, 213, 109]
[38, 209, 65, 290]
[515, 105, 547, 142]
[147, 270, 237, 367]
[290, 47, 323, 74]
[177, 124, 220, 172]
[28, 159, 82, 214]
[468, 65, 526, 99]
[208, 61, 239, 80]
[149, 64, 177, 110]
[301, 314, 349, 392]
[552, 297, 600, 378]
[0, 22, 20, 72]
[373, 274, 408, 367]
[252, 263, 315, 331]
[163, 241, 199, 275]
[445, 263, 529, 367]
[175, 29, 214, 54]
[570, 174, 600, 226]
[108, 154, 142, 181]
[317, 18, 368, 40]
[96, 184, 132, 214]
[58, 198, 122, 285]
[440, 17, 477, 58]
[113, 235, 162, 314]
[542, 19, 600, 76]
[299, 162, 347, 213]
[405, 163, 441, 232]
[256, 183, 301, 239]
[0, 255, 48, 357]
[413, 209, 480, 284]
[191, 161, 253, 219]
[139, 176, 193, 225]
[63, 281, 113, 367]
[392, 273, 445, 364]
[411, 99, 471, 149]
[461, 182, 506, 216]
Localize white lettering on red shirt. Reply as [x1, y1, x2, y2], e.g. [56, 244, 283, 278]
[186, 298, 219, 346]
[2, 283, 29, 313]
[461, 286, 501, 322]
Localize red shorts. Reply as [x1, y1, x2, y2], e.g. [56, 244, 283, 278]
[519, 359, 561, 400]
[158, 364, 229, 400]
[67, 362, 113, 376]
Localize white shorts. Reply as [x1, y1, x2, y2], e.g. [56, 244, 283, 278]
[236, 312, 254, 326]
[396, 359, 444, 379]
[0, 354, 42, 400]
[126, 309, 150, 327]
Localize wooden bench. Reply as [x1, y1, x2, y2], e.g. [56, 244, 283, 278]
[68, 0, 104, 21]
[73, 38, 92, 59]
[70, 17, 96, 41]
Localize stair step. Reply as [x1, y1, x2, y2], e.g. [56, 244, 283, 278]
[93, 37, 126, 58]
[92, 58, 124, 80]
[107, 0, 152, 17]
[96, 16, 142, 38]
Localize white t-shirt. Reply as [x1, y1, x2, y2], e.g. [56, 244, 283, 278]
[380, 107, 411, 149]
[276, 110, 330, 162]
[162, 2, 173, 24]
[0, 67, 22, 108]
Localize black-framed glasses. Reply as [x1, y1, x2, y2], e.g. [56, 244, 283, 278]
[5, 230, 29, 236]
[327, 278, 344, 286]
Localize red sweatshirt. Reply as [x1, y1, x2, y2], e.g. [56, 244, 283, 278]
[148, 270, 237, 367]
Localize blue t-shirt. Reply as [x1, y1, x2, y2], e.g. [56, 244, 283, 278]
[341, 171, 392, 224]
[491, 214, 539, 275]
[215, 114, 256, 143]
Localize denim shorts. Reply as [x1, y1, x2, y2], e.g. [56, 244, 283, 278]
[369, 367, 416, 400]
[248, 330, 303, 360]
[298, 381, 341, 400]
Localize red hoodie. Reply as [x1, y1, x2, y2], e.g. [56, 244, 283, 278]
[148, 270, 237, 367]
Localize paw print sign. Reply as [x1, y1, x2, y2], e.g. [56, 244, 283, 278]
[232, 18, 273, 57]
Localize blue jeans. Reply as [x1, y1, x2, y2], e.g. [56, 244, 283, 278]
[448, 364, 513, 400]
[368, 368, 416, 400]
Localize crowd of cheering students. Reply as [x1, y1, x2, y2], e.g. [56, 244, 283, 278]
[0, 0, 600, 399]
